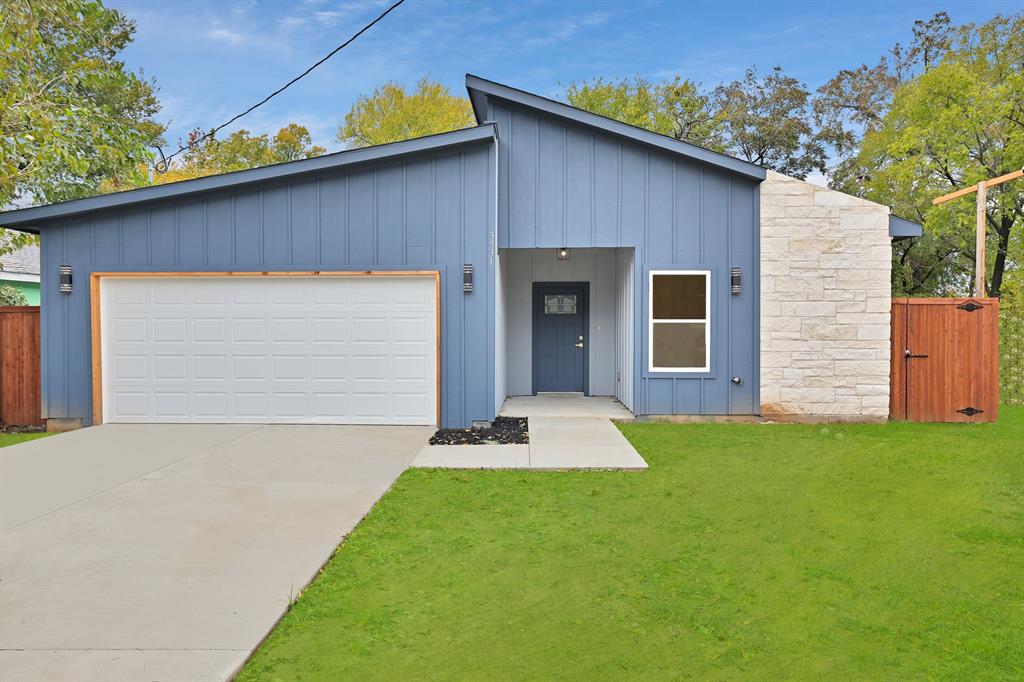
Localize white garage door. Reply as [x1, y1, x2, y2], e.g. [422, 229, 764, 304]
[100, 275, 437, 425]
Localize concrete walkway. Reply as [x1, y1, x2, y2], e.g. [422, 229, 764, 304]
[0, 423, 431, 682]
[411, 417, 647, 470]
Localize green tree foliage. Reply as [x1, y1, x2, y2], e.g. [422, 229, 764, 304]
[104, 124, 327, 190]
[0, 284, 29, 307]
[338, 77, 475, 149]
[714, 66, 826, 178]
[1000, 267, 1024, 405]
[0, 0, 163, 206]
[817, 12, 1023, 298]
[565, 67, 824, 179]
[564, 76, 724, 150]
[0, 0, 163, 255]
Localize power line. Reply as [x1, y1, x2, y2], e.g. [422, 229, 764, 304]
[154, 0, 407, 172]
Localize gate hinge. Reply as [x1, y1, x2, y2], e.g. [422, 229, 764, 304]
[956, 406, 984, 417]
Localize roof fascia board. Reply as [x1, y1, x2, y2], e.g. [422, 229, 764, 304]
[465, 74, 766, 182]
[889, 215, 923, 240]
[0, 124, 497, 231]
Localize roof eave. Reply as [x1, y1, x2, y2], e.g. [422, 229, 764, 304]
[465, 74, 766, 182]
[0, 124, 498, 231]
[889, 215, 923, 240]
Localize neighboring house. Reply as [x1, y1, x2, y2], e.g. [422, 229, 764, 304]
[0, 75, 919, 431]
[0, 238, 41, 305]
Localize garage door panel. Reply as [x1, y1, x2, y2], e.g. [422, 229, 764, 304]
[101, 276, 437, 425]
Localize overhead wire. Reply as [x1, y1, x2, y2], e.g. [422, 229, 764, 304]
[154, 0, 407, 172]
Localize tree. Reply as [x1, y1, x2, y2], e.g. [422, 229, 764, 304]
[103, 124, 327, 190]
[564, 76, 724, 150]
[564, 67, 823, 177]
[0, 284, 29, 307]
[0, 0, 163, 209]
[820, 13, 1024, 297]
[1, 0, 163, 257]
[338, 77, 475, 148]
[713, 66, 826, 179]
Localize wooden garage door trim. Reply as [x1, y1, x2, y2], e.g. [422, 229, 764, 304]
[90, 271, 442, 426]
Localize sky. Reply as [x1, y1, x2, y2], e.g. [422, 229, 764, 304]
[109, 0, 1020, 183]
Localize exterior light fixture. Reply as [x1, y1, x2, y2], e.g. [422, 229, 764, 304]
[463, 264, 474, 293]
[557, 248, 570, 261]
[730, 266, 742, 294]
[59, 265, 73, 295]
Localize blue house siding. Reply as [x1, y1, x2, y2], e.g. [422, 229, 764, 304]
[488, 98, 760, 415]
[37, 142, 496, 428]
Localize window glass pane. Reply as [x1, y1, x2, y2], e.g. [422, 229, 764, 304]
[652, 274, 706, 320]
[544, 294, 576, 314]
[652, 322, 706, 369]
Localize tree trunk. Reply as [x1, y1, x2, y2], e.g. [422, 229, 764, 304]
[988, 215, 1012, 298]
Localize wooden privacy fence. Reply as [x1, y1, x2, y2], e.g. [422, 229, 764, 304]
[0, 306, 42, 426]
[890, 298, 999, 422]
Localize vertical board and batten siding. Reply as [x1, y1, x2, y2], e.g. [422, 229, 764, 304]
[38, 144, 496, 428]
[490, 99, 760, 415]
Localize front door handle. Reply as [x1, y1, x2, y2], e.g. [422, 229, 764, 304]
[904, 348, 929, 359]
[574, 342, 584, 349]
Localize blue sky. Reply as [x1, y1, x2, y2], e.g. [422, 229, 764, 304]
[110, 0, 1019, 172]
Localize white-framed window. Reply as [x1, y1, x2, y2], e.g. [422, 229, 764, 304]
[648, 270, 710, 372]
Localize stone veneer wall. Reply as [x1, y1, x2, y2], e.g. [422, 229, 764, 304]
[760, 170, 892, 420]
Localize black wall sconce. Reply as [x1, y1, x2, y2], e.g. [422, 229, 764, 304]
[59, 265, 73, 295]
[463, 264, 473, 293]
[556, 247, 570, 261]
[730, 266, 742, 294]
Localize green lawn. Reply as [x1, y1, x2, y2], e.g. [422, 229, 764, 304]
[240, 410, 1024, 681]
[0, 432, 51, 448]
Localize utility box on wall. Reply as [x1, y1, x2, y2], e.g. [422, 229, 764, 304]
[890, 297, 1000, 422]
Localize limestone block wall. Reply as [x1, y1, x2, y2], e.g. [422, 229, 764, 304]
[760, 170, 892, 419]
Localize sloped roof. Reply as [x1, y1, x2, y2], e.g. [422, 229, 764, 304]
[465, 74, 766, 182]
[0, 124, 498, 232]
[0, 237, 40, 276]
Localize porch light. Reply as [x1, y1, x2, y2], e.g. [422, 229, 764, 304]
[59, 265, 72, 294]
[557, 248, 570, 261]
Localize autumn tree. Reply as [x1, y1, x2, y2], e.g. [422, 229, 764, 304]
[338, 77, 475, 148]
[103, 124, 327, 190]
[565, 76, 724, 150]
[0, 0, 163, 255]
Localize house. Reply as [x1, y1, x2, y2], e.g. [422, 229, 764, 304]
[0, 75, 920, 431]
[0, 237, 41, 305]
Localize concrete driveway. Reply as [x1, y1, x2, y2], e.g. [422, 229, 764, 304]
[0, 423, 431, 682]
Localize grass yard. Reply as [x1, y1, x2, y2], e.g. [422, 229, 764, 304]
[240, 410, 1024, 681]
[0, 432, 51, 448]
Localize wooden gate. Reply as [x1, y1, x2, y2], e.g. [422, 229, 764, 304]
[0, 306, 42, 426]
[890, 298, 999, 422]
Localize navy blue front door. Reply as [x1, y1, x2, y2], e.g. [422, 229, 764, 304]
[532, 283, 588, 394]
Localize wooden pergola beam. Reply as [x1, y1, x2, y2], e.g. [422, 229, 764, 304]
[932, 168, 1023, 205]
[930, 167, 1023, 297]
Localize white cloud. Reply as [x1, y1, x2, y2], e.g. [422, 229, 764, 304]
[207, 28, 245, 46]
[526, 11, 610, 48]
